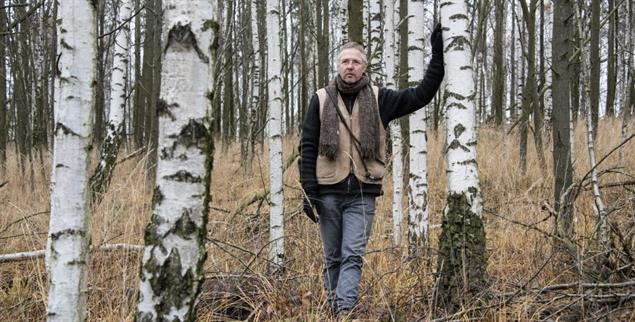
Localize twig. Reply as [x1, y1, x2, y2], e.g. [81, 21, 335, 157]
[115, 147, 146, 165]
[498, 281, 635, 298]
[0, 181, 7, 188]
[501, 250, 557, 306]
[0, 243, 143, 264]
[97, 5, 146, 39]
[0, 0, 44, 35]
[231, 151, 299, 218]
[485, 209, 554, 239]
[0, 211, 48, 236]
[573, 134, 635, 202]
[598, 180, 635, 189]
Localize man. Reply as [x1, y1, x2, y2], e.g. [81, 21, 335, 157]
[299, 26, 444, 316]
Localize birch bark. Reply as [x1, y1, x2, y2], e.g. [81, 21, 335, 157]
[436, 0, 487, 307]
[267, 0, 285, 270]
[585, 102, 610, 277]
[368, 0, 384, 84]
[384, 0, 403, 245]
[135, 0, 215, 320]
[46, 1, 97, 321]
[407, 0, 428, 258]
[90, 0, 133, 203]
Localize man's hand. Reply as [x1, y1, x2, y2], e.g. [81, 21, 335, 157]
[431, 23, 443, 57]
[302, 193, 319, 223]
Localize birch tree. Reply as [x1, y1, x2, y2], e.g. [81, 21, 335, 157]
[135, 0, 216, 320]
[384, 0, 403, 246]
[368, 0, 384, 84]
[45, 1, 97, 321]
[340, 0, 349, 43]
[589, 0, 600, 135]
[585, 105, 610, 278]
[407, 0, 429, 258]
[386, 1, 408, 248]
[90, 0, 133, 203]
[436, 0, 487, 307]
[267, 0, 285, 270]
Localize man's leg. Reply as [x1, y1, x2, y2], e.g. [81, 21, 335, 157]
[335, 194, 376, 312]
[318, 194, 343, 313]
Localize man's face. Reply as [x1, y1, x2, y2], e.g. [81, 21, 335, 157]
[338, 48, 367, 84]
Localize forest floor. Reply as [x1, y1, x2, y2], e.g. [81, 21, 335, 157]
[1, 119, 635, 321]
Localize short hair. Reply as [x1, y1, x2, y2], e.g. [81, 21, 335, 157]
[338, 42, 368, 66]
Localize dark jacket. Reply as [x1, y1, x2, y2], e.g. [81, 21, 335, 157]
[299, 53, 445, 198]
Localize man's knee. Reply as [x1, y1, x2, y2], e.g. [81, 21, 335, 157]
[341, 254, 364, 268]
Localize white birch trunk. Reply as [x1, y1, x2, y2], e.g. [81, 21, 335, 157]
[45, 1, 97, 321]
[384, 0, 403, 246]
[390, 124, 404, 245]
[441, 1, 482, 216]
[248, 0, 261, 171]
[135, 0, 215, 320]
[267, 0, 285, 270]
[585, 106, 610, 258]
[369, 0, 384, 84]
[340, 0, 349, 43]
[437, 0, 486, 305]
[90, 0, 133, 202]
[407, 0, 429, 258]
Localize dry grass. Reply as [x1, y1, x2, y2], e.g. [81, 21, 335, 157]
[1, 119, 634, 321]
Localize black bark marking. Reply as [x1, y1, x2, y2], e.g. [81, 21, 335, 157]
[453, 124, 466, 138]
[50, 228, 86, 240]
[55, 122, 81, 137]
[152, 186, 164, 206]
[446, 35, 471, 52]
[163, 170, 202, 183]
[177, 119, 208, 150]
[449, 14, 468, 21]
[173, 209, 198, 239]
[164, 23, 210, 64]
[156, 99, 178, 121]
[447, 139, 470, 152]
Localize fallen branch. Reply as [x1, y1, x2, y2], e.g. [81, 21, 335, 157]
[498, 280, 635, 298]
[0, 243, 143, 264]
[0, 181, 7, 188]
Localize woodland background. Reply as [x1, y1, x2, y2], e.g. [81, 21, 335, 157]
[0, 0, 634, 320]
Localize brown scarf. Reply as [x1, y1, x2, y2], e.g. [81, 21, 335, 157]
[319, 74, 380, 161]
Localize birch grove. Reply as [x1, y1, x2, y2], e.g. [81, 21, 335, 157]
[407, 0, 429, 258]
[45, 1, 97, 321]
[3, 0, 635, 320]
[267, 0, 285, 270]
[436, 0, 487, 307]
[135, 0, 215, 320]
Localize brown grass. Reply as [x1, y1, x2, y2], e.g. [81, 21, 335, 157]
[1, 118, 634, 321]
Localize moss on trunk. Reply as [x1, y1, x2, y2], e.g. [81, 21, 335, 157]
[436, 192, 487, 309]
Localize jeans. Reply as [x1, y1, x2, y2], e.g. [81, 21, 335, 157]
[318, 193, 376, 312]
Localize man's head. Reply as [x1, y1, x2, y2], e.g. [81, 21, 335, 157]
[338, 42, 367, 84]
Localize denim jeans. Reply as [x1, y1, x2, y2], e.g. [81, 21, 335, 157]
[318, 193, 376, 312]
